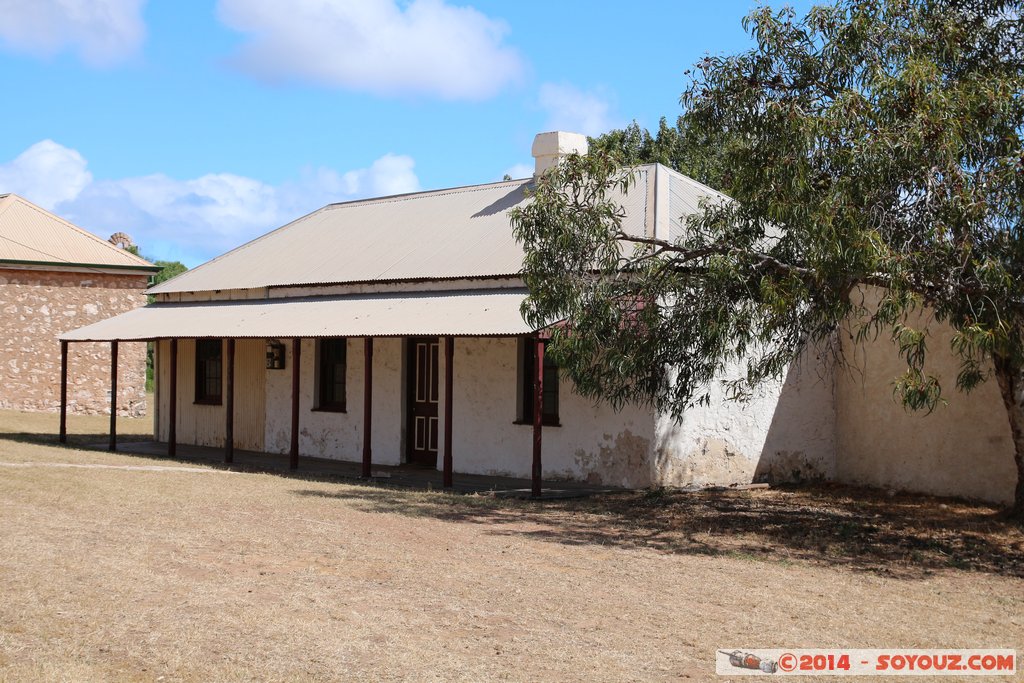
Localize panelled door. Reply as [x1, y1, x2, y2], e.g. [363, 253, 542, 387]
[406, 337, 439, 466]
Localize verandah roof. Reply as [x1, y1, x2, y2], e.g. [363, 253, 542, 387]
[59, 290, 536, 341]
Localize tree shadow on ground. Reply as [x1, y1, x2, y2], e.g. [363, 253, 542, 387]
[292, 483, 1024, 579]
[0, 431, 155, 449]
[7, 421, 1019, 580]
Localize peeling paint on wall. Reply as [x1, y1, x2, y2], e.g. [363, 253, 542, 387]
[755, 450, 826, 483]
[149, 282, 1017, 504]
[652, 344, 837, 489]
[262, 338, 404, 465]
[451, 337, 656, 482]
[574, 430, 653, 487]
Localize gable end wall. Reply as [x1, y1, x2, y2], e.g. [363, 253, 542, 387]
[0, 268, 149, 415]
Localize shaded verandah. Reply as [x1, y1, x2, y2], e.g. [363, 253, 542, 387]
[58, 291, 554, 497]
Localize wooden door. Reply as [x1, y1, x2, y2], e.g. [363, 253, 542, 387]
[406, 337, 439, 466]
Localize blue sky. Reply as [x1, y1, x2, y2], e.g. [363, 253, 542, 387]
[0, 0, 813, 267]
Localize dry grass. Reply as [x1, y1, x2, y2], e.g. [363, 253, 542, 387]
[0, 409, 1022, 681]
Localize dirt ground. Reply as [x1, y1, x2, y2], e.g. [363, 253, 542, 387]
[0, 408, 1022, 682]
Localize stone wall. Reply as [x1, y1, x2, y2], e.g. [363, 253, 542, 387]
[0, 267, 150, 416]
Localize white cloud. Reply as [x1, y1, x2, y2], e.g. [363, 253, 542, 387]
[538, 82, 617, 137]
[0, 140, 420, 266]
[216, 0, 524, 100]
[0, 0, 146, 66]
[0, 140, 93, 208]
[308, 154, 420, 198]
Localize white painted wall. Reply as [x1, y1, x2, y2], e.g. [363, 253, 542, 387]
[652, 345, 837, 488]
[155, 338, 266, 450]
[448, 337, 656, 485]
[258, 336, 656, 484]
[153, 315, 1014, 502]
[159, 333, 837, 489]
[263, 338, 404, 465]
[835, 300, 1016, 504]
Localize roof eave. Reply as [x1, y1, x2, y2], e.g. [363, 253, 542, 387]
[0, 258, 162, 273]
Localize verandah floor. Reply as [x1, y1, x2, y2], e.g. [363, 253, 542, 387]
[87, 439, 622, 498]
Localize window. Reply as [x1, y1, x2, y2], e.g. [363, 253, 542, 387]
[194, 339, 222, 404]
[520, 339, 559, 426]
[316, 338, 347, 411]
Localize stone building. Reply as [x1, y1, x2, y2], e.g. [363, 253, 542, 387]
[0, 193, 158, 415]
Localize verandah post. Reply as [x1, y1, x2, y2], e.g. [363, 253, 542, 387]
[362, 337, 373, 478]
[59, 340, 68, 444]
[168, 338, 177, 457]
[225, 338, 235, 464]
[532, 336, 543, 498]
[290, 338, 301, 470]
[108, 340, 118, 452]
[443, 336, 454, 489]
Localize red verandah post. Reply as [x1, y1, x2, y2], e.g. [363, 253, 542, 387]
[225, 338, 235, 464]
[168, 338, 177, 457]
[443, 336, 454, 489]
[532, 337, 543, 498]
[59, 340, 68, 444]
[108, 340, 118, 452]
[362, 337, 373, 478]
[290, 338, 301, 470]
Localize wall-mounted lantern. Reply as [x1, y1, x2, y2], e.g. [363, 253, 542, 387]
[266, 339, 286, 370]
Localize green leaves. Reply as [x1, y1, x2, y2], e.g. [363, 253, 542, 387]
[513, 0, 1023, 425]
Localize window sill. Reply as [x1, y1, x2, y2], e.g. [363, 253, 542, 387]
[193, 398, 222, 406]
[512, 419, 561, 428]
[311, 406, 347, 414]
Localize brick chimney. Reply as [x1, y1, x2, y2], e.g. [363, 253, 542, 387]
[531, 131, 588, 177]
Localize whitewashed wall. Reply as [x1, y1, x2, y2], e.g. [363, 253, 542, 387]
[835, 303, 1016, 504]
[157, 334, 839, 488]
[155, 338, 266, 451]
[153, 318, 1015, 502]
[260, 336, 656, 484]
[449, 337, 656, 485]
[652, 345, 838, 488]
[263, 338, 404, 465]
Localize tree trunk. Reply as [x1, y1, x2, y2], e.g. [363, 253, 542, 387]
[993, 354, 1024, 517]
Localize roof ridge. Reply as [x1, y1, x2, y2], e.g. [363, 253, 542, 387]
[322, 177, 530, 211]
[3, 194, 154, 267]
[657, 163, 733, 202]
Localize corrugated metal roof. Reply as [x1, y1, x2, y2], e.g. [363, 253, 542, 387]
[59, 290, 535, 341]
[667, 169, 731, 243]
[151, 166, 671, 294]
[0, 194, 157, 270]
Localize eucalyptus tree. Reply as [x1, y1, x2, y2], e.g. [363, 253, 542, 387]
[511, 0, 1024, 513]
[589, 117, 730, 192]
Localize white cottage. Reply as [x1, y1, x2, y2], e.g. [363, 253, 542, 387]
[60, 132, 1015, 503]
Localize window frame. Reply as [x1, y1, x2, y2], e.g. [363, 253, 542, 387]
[193, 338, 223, 405]
[314, 338, 348, 413]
